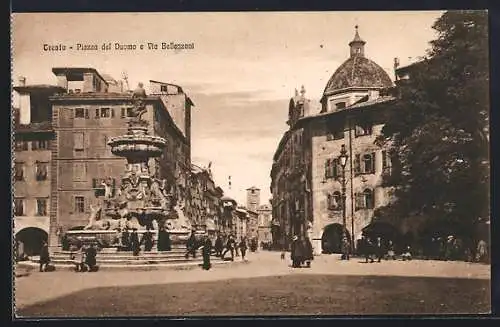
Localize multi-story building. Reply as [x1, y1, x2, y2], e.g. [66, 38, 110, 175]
[13, 78, 65, 256]
[187, 163, 224, 234]
[256, 203, 273, 245]
[270, 86, 313, 250]
[270, 27, 398, 255]
[28, 67, 195, 249]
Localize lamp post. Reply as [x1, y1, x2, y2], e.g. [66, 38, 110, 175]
[339, 144, 349, 260]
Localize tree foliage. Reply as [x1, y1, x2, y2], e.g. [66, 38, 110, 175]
[377, 10, 489, 238]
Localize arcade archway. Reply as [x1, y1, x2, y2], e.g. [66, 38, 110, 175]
[321, 223, 351, 254]
[15, 227, 48, 257]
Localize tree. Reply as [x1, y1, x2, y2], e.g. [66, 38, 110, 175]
[377, 10, 489, 247]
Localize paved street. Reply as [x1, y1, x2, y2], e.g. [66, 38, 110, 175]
[15, 251, 490, 317]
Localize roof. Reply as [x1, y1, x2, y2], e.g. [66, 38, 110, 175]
[246, 186, 260, 191]
[349, 25, 366, 46]
[13, 85, 65, 93]
[51, 67, 109, 85]
[322, 56, 393, 97]
[294, 95, 396, 130]
[100, 73, 118, 83]
[149, 80, 195, 107]
[221, 196, 236, 202]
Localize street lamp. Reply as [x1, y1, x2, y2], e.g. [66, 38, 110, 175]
[339, 144, 349, 260]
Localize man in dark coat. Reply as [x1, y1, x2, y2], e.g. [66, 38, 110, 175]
[214, 234, 224, 257]
[202, 236, 212, 270]
[222, 235, 235, 261]
[130, 228, 140, 256]
[239, 237, 248, 261]
[39, 241, 50, 272]
[185, 232, 197, 259]
[121, 227, 130, 251]
[142, 227, 154, 252]
[291, 236, 304, 268]
[85, 243, 98, 272]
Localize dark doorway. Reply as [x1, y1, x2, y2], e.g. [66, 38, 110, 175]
[15, 227, 48, 256]
[322, 223, 351, 254]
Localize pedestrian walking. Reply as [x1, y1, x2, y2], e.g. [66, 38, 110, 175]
[401, 245, 412, 261]
[141, 227, 154, 252]
[386, 240, 396, 260]
[364, 237, 375, 263]
[130, 228, 140, 256]
[239, 237, 248, 261]
[39, 241, 50, 272]
[222, 235, 235, 261]
[214, 234, 224, 257]
[85, 243, 98, 272]
[121, 227, 130, 251]
[291, 235, 304, 268]
[202, 236, 212, 270]
[304, 237, 314, 268]
[185, 232, 197, 259]
[375, 237, 384, 262]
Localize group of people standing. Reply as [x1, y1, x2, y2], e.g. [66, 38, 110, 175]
[185, 232, 250, 266]
[358, 236, 412, 262]
[71, 243, 98, 272]
[118, 227, 155, 255]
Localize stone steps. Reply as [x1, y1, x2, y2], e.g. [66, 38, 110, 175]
[50, 257, 213, 265]
[16, 259, 241, 272]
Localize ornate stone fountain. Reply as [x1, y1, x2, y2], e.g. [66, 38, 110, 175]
[65, 83, 192, 250]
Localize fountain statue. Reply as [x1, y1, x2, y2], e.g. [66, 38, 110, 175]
[67, 83, 192, 250]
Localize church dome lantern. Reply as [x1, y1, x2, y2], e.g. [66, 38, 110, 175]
[322, 26, 393, 98]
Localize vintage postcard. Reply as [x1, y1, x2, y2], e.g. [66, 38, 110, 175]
[11, 11, 490, 317]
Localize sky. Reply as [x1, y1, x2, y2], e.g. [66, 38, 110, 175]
[12, 11, 444, 205]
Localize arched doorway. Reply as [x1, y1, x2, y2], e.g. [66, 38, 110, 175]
[15, 227, 48, 257]
[322, 223, 351, 254]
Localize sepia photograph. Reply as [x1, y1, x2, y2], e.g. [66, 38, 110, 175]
[11, 10, 490, 317]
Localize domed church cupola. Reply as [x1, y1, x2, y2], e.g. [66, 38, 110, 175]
[349, 25, 366, 58]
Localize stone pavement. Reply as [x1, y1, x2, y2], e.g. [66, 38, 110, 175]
[14, 251, 490, 310]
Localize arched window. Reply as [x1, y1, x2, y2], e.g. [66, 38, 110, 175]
[364, 188, 374, 209]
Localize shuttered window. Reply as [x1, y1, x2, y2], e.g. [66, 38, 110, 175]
[74, 132, 84, 151]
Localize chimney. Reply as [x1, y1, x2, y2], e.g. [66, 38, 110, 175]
[18, 76, 26, 87]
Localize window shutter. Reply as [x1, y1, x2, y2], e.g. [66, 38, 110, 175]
[95, 108, 100, 119]
[382, 150, 387, 170]
[354, 154, 361, 175]
[85, 109, 89, 119]
[111, 108, 115, 118]
[371, 152, 376, 173]
[325, 159, 330, 179]
[121, 108, 126, 118]
[92, 178, 97, 189]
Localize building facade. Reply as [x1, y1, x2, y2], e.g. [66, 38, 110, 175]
[256, 203, 273, 245]
[16, 67, 194, 249]
[13, 80, 65, 256]
[270, 27, 398, 255]
[187, 164, 224, 234]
